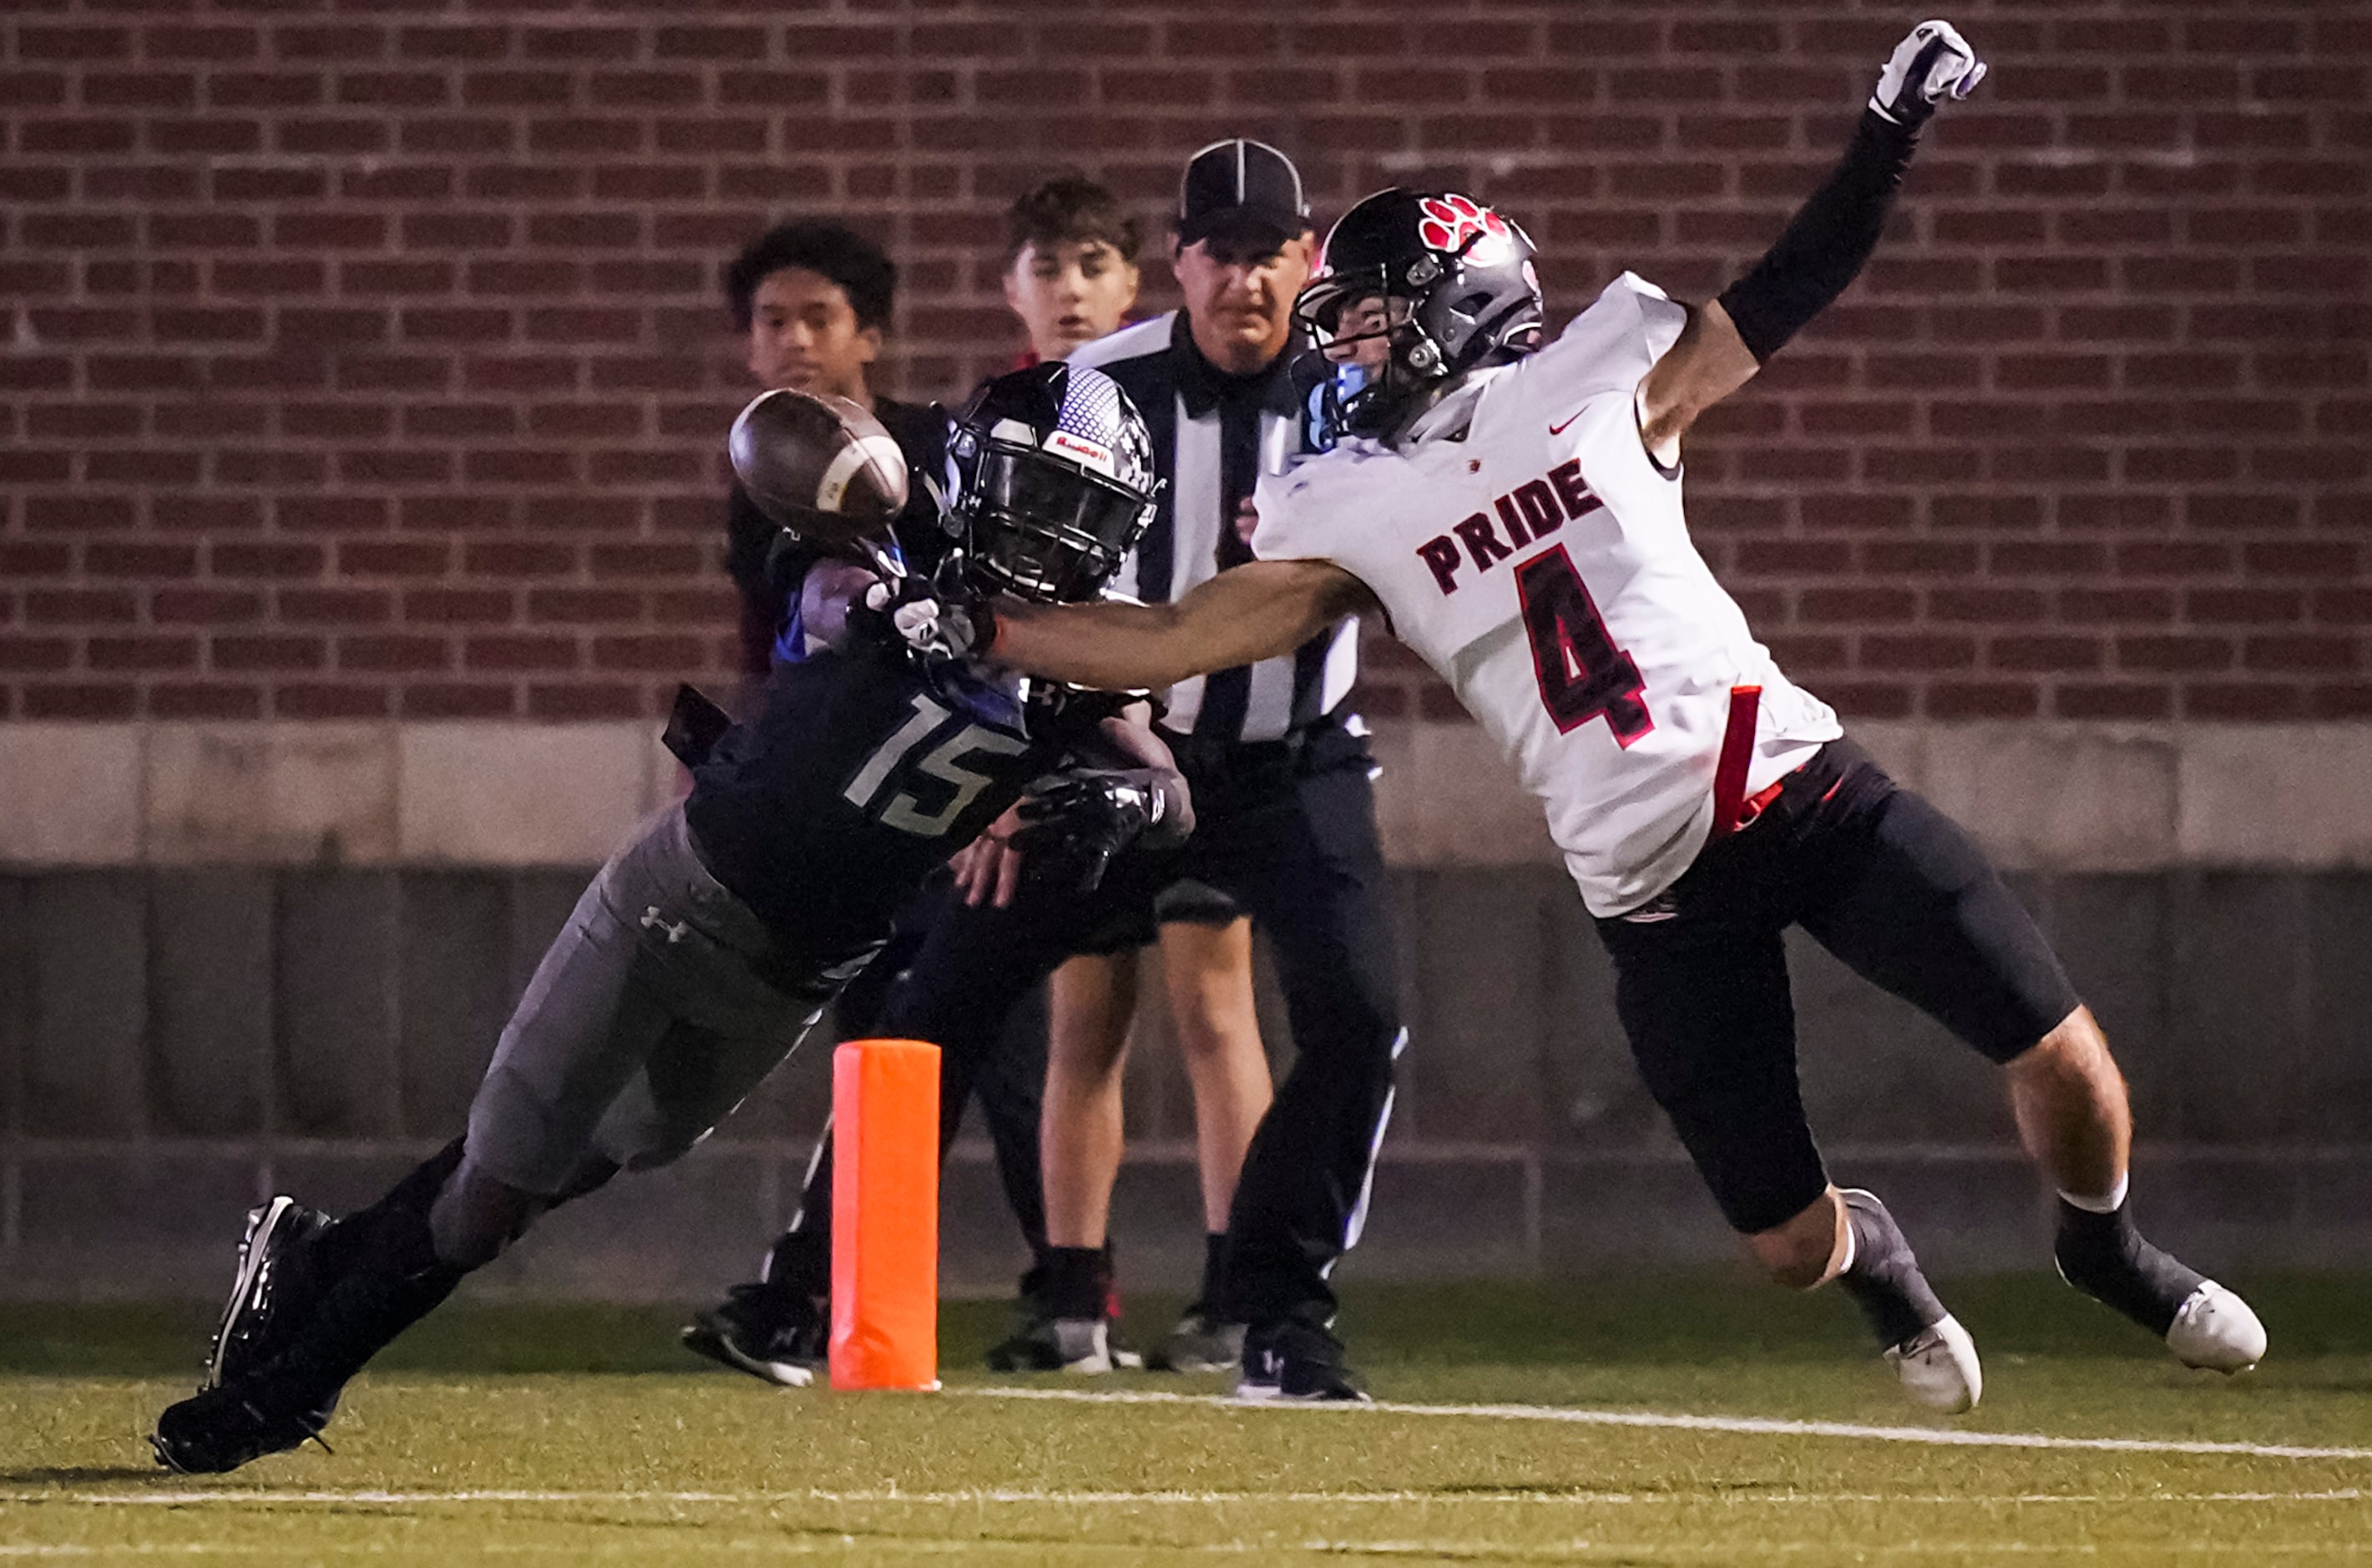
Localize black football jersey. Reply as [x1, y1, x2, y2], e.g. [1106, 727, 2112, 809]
[684, 624, 1114, 974]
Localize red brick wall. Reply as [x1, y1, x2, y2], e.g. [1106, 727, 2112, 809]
[3, 1, 2366, 724]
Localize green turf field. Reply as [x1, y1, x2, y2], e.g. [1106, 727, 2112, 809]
[3, 1274, 2368, 1564]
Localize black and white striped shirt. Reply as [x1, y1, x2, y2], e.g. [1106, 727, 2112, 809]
[1068, 312, 1359, 744]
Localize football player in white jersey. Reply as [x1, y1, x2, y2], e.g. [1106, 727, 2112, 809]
[885, 19, 2268, 1410]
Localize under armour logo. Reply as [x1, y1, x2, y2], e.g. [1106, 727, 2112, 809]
[640, 906, 689, 944]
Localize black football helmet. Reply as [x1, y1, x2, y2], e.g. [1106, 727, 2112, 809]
[1295, 189, 1544, 445]
[943, 362, 1159, 604]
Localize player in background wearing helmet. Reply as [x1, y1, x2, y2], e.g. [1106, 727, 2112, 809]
[147, 364, 1193, 1474]
[888, 22, 2268, 1409]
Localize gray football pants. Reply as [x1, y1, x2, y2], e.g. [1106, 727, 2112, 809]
[463, 802, 840, 1197]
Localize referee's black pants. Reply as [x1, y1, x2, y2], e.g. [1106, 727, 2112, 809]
[1185, 721, 1403, 1333]
[766, 715, 1403, 1331]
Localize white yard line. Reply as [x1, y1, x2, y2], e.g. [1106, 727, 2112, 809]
[956, 1384, 2372, 1462]
[3, 1487, 2364, 1510]
[3, 1547, 2369, 1564]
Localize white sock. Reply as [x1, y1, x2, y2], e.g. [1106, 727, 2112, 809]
[2059, 1171, 2130, 1215]
[1817, 1196, 1858, 1286]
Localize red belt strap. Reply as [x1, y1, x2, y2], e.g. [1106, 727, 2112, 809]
[1707, 683, 1761, 840]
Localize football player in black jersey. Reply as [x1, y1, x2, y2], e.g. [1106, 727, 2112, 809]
[147, 363, 1191, 1474]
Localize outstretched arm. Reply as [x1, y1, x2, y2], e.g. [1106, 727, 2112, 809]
[1638, 19, 1985, 457]
[991, 558, 1378, 692]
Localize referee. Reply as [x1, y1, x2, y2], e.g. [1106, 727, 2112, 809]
[1063, 142, 1401, 1402]
[693, 141, 1403, 1401]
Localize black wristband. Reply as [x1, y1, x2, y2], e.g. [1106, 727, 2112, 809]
[1717, 109, 1919, 364]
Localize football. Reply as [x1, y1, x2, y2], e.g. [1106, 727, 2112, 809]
[726, 387, 912, 556]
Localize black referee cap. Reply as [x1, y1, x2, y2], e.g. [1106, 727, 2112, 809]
[1176, 138, 1309, 247]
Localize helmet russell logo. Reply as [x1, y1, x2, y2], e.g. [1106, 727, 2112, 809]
[1045, 427, 1115, 479]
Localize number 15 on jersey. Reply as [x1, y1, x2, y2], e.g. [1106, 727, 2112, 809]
[844, 692, 1031, 838]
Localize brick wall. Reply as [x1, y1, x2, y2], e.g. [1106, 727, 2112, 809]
[2, 0, 2366, 726]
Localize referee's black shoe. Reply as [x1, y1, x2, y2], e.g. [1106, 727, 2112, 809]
[681, 1283, 826, 1388]
[1235, 1321, 1368, 1404]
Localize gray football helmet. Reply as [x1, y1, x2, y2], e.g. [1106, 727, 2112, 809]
[1296, 188, 1544, 444]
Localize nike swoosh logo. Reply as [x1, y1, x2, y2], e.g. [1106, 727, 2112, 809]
[1549, 409, 1586, 436]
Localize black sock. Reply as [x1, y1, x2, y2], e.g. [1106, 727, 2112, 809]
[760, 1227, 830, 1304]
[250, 1200, 465, 1414]
[307, 1136, 466, 1286]
[1015, 1257, 1049, 1312]
[1833, 1191, 1946, 1350]
[1196, 1232, 1231, 1318]
[1044, 1246, 1110, 1321]
[2054, 1196, 2203, 1337]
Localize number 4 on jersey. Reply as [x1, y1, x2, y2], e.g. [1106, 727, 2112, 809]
[1515, 545, 1652, 746]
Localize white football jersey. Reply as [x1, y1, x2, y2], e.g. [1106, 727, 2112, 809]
[1251, 272, 1840, 916]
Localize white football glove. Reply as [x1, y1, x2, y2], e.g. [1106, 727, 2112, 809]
[1870, 19, 1985, 126]
[863, 578, 990, 661]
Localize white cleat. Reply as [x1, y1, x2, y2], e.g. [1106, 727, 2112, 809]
[1884, 1313, 1983, 1414]
[2166, 1281, 2267, 1373]
[1049, 1318, 1143, 1375]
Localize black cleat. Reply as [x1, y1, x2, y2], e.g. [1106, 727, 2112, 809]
[209, 1196, 334, 1389]
[984, 1312, 1062, 1373]
[681, 1283, 825, 1388]
[1236, 1321, 1368, 1404]
[150, 1382, 328, 1475]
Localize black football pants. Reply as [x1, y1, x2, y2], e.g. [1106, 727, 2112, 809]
[1594, 737, 2081, 1237]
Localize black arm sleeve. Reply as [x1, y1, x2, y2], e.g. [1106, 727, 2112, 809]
[1717, 109, 1920, 364]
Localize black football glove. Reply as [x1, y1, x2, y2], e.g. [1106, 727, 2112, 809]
[1011, 767, 1186, 894]
[1869, 19, 1985, 127]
